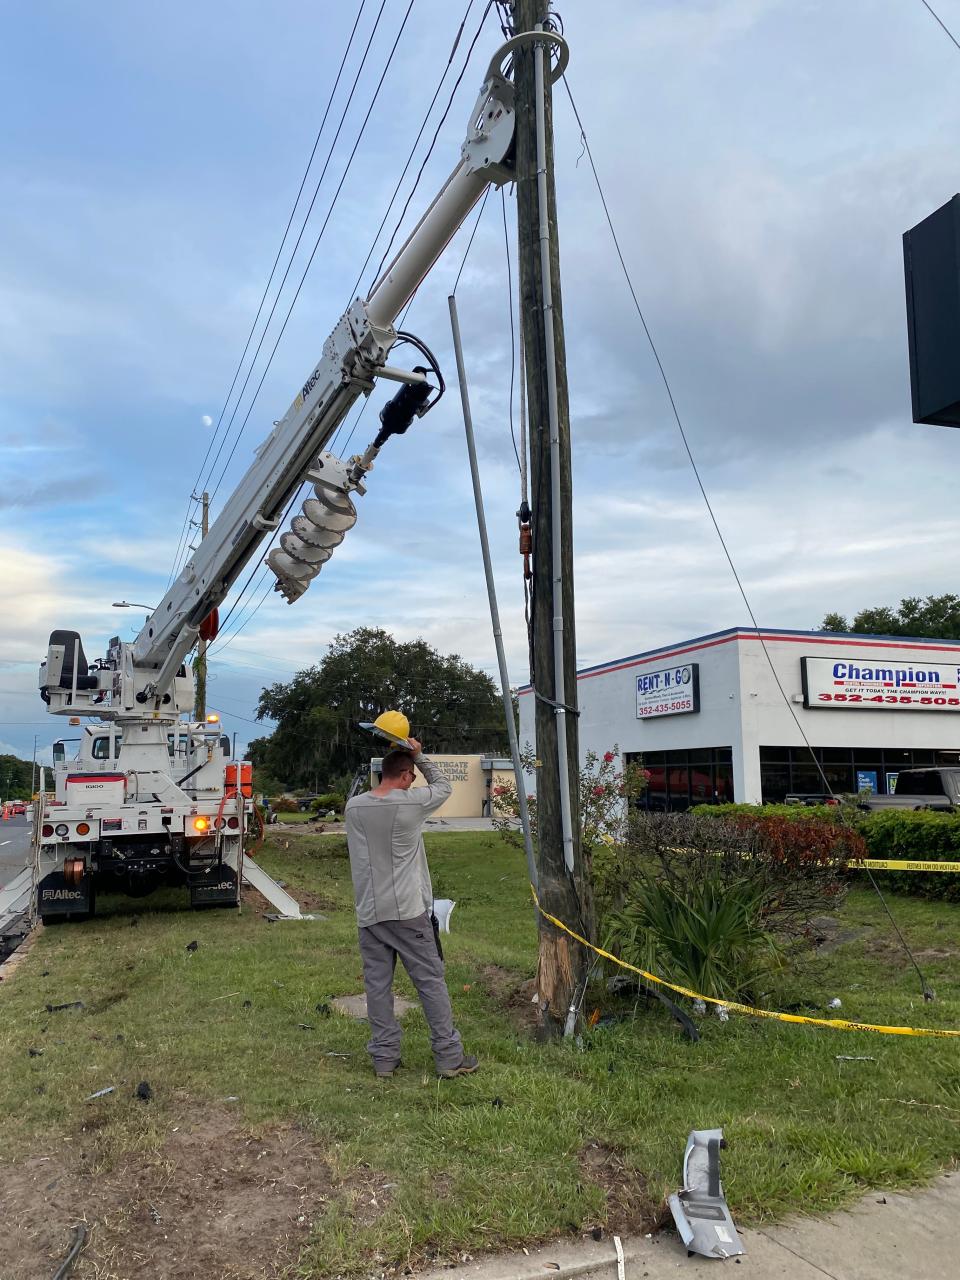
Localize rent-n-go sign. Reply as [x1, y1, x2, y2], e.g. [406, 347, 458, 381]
[636, 663, 700, 719]
[802, 656, 960, 711]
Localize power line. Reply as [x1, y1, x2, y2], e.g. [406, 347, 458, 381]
[342, 0, 482, 308]
[208, 0, 417, 504]
[368, 1, 496, 295]
[501, 185, 521, 473]
[561, 74, 932, 1001]
[203, 0, 396, 504]
[919, 0, 960, 52]
[452, 185, 491, 295]
[331, 186, 491, 471]
[165, 2, 372, 588]
[209, 3, 497, 654]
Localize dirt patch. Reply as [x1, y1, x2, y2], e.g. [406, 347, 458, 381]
[241, 884, 337, 917]
[476, 963, 540, 1032]
[295, 889, 338, 913]
[577, 1139, 664, 1236]
[808, 915, 866, 955]
[913, 947, 958, 961]
[1, 1107, 388, 1280]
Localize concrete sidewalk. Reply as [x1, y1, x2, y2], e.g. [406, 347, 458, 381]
[414, 1174, 958, 1279]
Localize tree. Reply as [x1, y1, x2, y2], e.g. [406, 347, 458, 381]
[251, 627, 510, 790]
[0, 753, 34, 801]
[819, 594, 960, 640]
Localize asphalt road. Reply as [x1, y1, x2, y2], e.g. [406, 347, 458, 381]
[0, 815, 33, 893]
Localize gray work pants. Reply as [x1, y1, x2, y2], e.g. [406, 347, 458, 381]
[357, 911, 464, 1072]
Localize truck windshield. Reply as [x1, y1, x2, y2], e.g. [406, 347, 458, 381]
[895, 770, 949, 796]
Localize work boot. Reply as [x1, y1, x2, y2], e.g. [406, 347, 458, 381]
[437, 1054, 479, 1079]
[374, 1061, 402, 1079]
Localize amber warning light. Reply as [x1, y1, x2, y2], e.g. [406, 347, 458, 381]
[193, 816, 210, 832]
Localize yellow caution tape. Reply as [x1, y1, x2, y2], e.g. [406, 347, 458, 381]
[668, 846, 960, 874]
[531, 887, 960, 1039]
[853, 859, 960, 873]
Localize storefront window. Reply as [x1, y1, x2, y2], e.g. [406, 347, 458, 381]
[760, 746, 949, 801]
[625, 748, 733, 811]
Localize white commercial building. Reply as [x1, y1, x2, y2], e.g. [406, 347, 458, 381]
[518, 627, 960, 807]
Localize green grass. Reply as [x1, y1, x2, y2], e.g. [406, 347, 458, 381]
[2, 831, 960, 1276]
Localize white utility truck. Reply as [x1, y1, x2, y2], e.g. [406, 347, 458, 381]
[32, 33, 565, 923]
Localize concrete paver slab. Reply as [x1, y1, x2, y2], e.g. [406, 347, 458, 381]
[330, 993, 416, 1019]
[412, 1176, 959, 1280]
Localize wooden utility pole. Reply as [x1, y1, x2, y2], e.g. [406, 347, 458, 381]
[193, 491, 210, 720]
[512, 0, 592, 1036]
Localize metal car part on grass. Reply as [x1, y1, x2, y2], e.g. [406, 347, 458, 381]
[668, 1127, 745, 1259]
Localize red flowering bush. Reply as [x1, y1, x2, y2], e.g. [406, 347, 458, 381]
[491, 745, 647, 856]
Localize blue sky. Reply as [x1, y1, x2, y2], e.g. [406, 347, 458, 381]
[3, 0, 960, 764]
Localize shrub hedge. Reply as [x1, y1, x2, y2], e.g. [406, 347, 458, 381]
[691, 802, 960, 901]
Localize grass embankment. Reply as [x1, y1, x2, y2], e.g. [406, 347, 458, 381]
[2, 831, 960, 1277]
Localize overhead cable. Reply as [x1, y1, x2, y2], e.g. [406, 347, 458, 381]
[205, 0, 400, 503]
[561, 75, 932, 1000]
[919, 0, 960, 52]
[368, 1, 496, 295]
[165, 2, 373, 588]
[501, 186, 522, 473]
[208, 0, 418, 504]
[343, 0, 483, 308]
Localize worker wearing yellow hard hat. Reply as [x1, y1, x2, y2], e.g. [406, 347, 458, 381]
[346, 711, 478, 1080]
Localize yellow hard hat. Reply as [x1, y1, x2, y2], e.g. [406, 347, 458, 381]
[373, 710, 410, 743]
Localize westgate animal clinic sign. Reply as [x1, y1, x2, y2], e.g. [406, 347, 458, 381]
[802, 656, 960, 712]
[636, 663, 700, 719]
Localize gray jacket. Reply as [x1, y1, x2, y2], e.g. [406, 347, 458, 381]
[345, 755, 452, 926]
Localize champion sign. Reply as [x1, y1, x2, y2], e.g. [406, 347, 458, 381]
[802, 656, 960, 712]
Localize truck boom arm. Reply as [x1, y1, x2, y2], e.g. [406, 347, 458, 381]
[132, 39, 546, 696]
[39, 34, 567, 715]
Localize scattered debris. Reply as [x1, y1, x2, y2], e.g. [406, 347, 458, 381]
[315, 1002, 331, 1017]
[827, 997, 842, 1010]
[715, 1005, 730, 1023]
[242, 1000, 252, 1009]
[297, 1023, 315, 1031]
[28, 1047, 43, 1057]
[322, 1052, 352, 1059]
[221, 1095, 240, 1102]
[52, 1222, 87, 1279]
[613, 1234, 626, 1280]
[668, 1128, 745, 1259]
[211, 991, 241, 1002]
[836, 1055, 875, 1063]
[86, 1086, 115, 1101]
[136, 1081, 153, 1102]
[45, 1001, 84, 1013]
[185, 940, 199, 953]
[433, 898, 456, 933]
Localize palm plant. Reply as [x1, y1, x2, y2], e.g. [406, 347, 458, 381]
[603, 869, 785, 1003]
